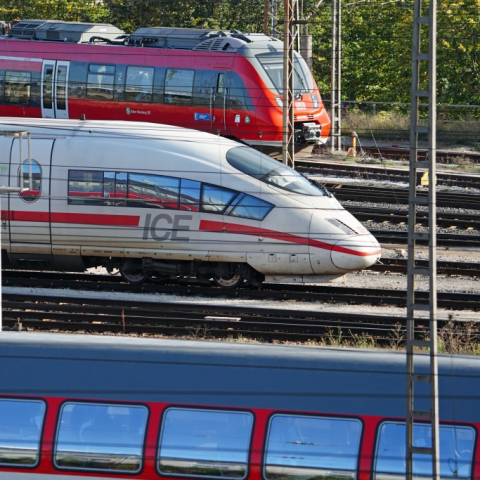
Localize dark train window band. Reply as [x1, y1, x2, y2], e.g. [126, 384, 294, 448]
[67, 169, 274, 221]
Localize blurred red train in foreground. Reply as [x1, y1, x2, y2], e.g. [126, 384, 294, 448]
[0, 332, 479, 479]
[0, 19, 330, 147]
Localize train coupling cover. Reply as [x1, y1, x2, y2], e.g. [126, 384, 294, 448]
[302, 122, 322, 143]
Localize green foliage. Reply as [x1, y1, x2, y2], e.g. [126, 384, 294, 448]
[0, 0, 108, 22]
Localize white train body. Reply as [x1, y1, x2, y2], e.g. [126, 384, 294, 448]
[0, 118, 381, 286]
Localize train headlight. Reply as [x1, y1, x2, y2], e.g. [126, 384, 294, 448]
[275, 97, 283, 108]
[312, 94, 319, 109]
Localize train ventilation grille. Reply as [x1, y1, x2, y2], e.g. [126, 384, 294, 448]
[327, 218, 358, 235]
[307, 114, 315, 120]
[194, 38, 230, 51]
[194, 38, 216, 50]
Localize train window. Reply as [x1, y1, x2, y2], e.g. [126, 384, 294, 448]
[5, 71, 31, 105]
[0, 398, 46, 467]
[56, 64, 68, 110]
[18, 160, 41, 202]
[125, 66, 154, 103]
[115, 172, 128, 205]
[255, 52, 314, 95]
[265, 414, 362, 480]
[158, 407, 253, 479]
[43, 66, 54, 108]
[68, 170, 105, 205]
[226, 194, 274, 221]
[374, 422, 475, 479]
[55, 402, 148, 473]
[165, 69, 194, 105]
[87, 64, 115, 100]
[227, 147, 325, 196]
[201, 184, 237, 213]
[217, 73, 225, 94]
[180, 179, 201, 211]
[128, 173, 180, 209]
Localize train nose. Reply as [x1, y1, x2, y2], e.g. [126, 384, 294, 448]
[331, 234, 382, 270]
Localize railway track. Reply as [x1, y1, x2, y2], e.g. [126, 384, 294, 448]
[307, 145, 480, 165]
[296, 160, 480, 189]
[371, 229, 480, 247]
[2, 292, 478, 344]
[371, 258, 480, 277]
[323, 183, 480, 210]
[348, 206, 480, 230]
[3, 271, 479, 310]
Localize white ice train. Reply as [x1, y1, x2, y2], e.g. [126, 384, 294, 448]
[0, 118, 381, 287]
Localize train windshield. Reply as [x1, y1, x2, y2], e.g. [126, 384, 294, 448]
[256, 51, 314, 95]
[227, 147, 325, 196]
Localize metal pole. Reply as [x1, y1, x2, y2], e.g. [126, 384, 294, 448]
[264, 0, 269, 35]
[337, 0, 342, 150]
[406, 0, 439, 472]
[330, 0, 336, 151]
[282, 0, 295, 168]
[28, 133, 32, 191]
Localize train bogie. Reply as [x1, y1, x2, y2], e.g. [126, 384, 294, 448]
[0, 118, 380, 286]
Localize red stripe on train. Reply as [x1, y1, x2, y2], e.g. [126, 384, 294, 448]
[199, 220, 380, 257]
[2, 210, 140, 227]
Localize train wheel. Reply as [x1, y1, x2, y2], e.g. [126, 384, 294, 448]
[120, 261, 146, 284]
[213, 273, 244, 288]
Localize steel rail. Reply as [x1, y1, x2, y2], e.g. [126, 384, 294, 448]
[2, 292, 477, 343]
[2, 272, 479, 310]
[347, 206, 480, 229]
[322, 183, 480, 209]
[296, 160, 480, 189]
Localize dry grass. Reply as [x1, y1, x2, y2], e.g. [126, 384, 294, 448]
[342, 109, 480, 145]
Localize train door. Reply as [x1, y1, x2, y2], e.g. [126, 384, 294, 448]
[8, 138, 53, 245]
[212, 72, 228, 132]
[0, 136, 13, 249]
[41, 60, 70, 119]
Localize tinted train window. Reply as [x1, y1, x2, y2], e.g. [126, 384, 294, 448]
[87, 64, 115, 100]
[5, 71, 31, 105]
[165, 69, 194, 105]
[202, 184, 237, 213]
[227, 194, 273, 221]
[227, 147, 325, 196]
[18, 160, 41, 202]
[128, 173, 180, 209]
[158, 408, 253, 478]
[180, 179, 201, 211]
[42, 65, 53, 108]
[0, 398, 46, 467]
[375, 422, 475, 479]
[125, 66, 154, 103]
[265, 414, 362, 480]
[55, 402, 148, 473]
[68, 170, 104, 205]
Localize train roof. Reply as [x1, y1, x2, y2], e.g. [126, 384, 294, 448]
[8, 19, 125, 43]
[1, 332, 479, 422]
[6, 19, 283, 53]
[0, 117, 239, 147]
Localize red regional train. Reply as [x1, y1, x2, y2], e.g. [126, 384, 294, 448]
[0, 118, 380, 287]
[0, 332, 479, 480]
[0, 19, 330, 147]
